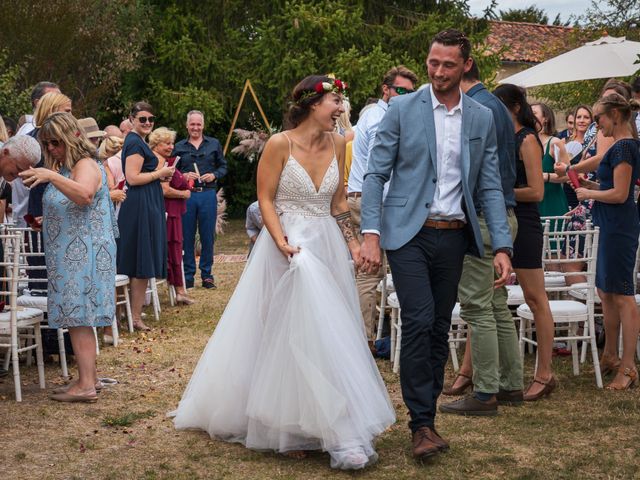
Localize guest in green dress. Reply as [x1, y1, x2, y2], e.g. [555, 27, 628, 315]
[531, 103, 570, 218]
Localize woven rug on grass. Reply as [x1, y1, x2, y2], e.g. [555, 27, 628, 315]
[213, 254, 248, 264]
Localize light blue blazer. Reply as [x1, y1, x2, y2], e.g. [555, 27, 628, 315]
[361, 87, 513, 256]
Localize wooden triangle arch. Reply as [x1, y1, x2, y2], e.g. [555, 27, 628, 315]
[224, 79, 271, 156]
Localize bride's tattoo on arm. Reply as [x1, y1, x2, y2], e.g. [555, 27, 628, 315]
[334, 211, 357, 244]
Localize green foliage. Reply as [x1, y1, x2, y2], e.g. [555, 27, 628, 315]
[0, 50, 30, 120]
[499, 6, 549, 25]
[0, 0, 151, 117]
[0, 0, 501, 216]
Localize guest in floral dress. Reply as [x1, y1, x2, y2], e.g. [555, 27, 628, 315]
[20, 112, 118, 403]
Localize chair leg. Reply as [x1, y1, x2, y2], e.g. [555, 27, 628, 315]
[3, 345, 10, 370]
[449, 336, 459, 372]
[57, 328, 69, 380]
[591, 334, 603, 389]
[11, 332, 21, 402]
[570, 324, 579, 376]
[123, 286, 134, 333]
[93, 328, 100, 355]
[168, 284, 176, 307]
[389, 308, 397, 364]
[518, 317, 526, 360]
[376, 290, 386, 341]
[150, 278, 160, 321]
[580, 319, 589, 364]
[34, 323, 45, 389]
[111, 316, 119, 347]
[393, 317, 402, 374]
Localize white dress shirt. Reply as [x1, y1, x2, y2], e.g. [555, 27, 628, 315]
[348, 100, 388, 193]
[16, 115, 35, 136]
[428, 85, 465, 221]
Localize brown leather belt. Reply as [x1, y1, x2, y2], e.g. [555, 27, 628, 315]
[424, 219, 466, 230]
[347, 192, 362, 198]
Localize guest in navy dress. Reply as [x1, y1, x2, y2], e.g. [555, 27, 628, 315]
[117, 102, 175, 331]
[575, 93, 640, 390]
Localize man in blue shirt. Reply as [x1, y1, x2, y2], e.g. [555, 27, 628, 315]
[174, 110, 228, 289]
[440, 59, 523, 415]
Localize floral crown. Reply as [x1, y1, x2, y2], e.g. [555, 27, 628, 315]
[297, 78, 349, 104]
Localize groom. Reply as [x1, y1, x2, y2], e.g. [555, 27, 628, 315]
[360, 29, 513, 459]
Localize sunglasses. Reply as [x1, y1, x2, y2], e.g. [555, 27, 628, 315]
[41, 139, 62, 148]
[136, 116, 155, 124]
[390, 85, 415, 95]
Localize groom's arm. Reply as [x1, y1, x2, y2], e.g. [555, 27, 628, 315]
[360, 99, 401, 274]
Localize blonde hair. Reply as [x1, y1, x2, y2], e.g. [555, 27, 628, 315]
[335, 97, 353, 135]
[0, 115, 8, 143]
[98, 135, 124, 160]
[38, 112, 96, 171]
[148, 127, 176, 150]
[594, 93, 640, 139]
[33, 92, 72, 128]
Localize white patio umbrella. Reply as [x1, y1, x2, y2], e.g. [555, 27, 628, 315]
[499, 36, 640, 88]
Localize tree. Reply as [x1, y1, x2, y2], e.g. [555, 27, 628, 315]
[0, 0, 150, 118]
[499, 6, 549, 24]
[582, 0, 640, 40]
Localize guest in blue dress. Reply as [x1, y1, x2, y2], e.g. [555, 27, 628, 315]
[20, 112, 118, 403]
[116, 102, 175, 331]
[575, 93, 640, 391]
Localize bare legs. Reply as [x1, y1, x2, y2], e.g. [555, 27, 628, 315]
[599, 290, 640, 388]
[66, 327, 97, 395]
[516, 268, 555, 396]
[130, 277, 151, 330]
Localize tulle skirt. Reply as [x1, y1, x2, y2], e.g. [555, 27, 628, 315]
[172, 213, 395, 467]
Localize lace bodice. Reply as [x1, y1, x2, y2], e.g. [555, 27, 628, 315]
[274, 127, 339, 219]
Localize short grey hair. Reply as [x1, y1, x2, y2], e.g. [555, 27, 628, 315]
[186, 110, 205, 123]
[3, 135, 41, 166]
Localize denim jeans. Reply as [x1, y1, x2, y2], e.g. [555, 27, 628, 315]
[182, 189, 217, 282]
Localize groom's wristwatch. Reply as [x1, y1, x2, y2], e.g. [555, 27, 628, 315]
[494, 247, 513, 258]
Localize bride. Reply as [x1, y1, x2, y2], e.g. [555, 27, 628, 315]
[172, 75, 395, 470]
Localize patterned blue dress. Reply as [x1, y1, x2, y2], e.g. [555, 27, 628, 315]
[43, 161, 118, 328]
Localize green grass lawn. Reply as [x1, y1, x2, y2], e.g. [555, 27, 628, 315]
[1, 219, 639, 479]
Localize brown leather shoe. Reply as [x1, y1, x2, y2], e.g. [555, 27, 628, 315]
[496, 389, 524, 406]
[442, 372, 473, 396]
[431, 428, 449, 451]
[439, 394, 498, 416]
[368, 340, 377, 356]
[412, 426, 443, 459]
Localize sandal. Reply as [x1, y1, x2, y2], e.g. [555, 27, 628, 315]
[523, 375, 557, 401]
[283, 450, 307, 460]
[600, 355, 621, 376]
[606, 367, 638, 390]
[442, 372, 473, 396]
[133, 320, 151, 331]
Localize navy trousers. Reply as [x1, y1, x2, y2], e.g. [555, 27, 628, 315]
[182, 189, 217, 282]
[386, 227, 468, 432]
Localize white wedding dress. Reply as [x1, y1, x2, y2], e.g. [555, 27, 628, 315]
[172, 135, 395, 469]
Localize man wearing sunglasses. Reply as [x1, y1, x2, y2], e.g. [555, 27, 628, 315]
[347, 65, 418, 352]
[173, 110, 228, 290]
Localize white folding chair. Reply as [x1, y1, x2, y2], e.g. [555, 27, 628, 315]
[448, 303, 467, 372]
[0, 231, 46, 401]
[375, 255, 394, 341]
[6, 226, 70, 376]
[387, 292, 401, 373]
[116, 274, 134, 334]
[517, 225, 603, 388]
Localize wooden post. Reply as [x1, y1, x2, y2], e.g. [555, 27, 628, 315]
[224, 79, 271, 156]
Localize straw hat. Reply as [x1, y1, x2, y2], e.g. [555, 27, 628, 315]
[77, 117, 105, 139]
